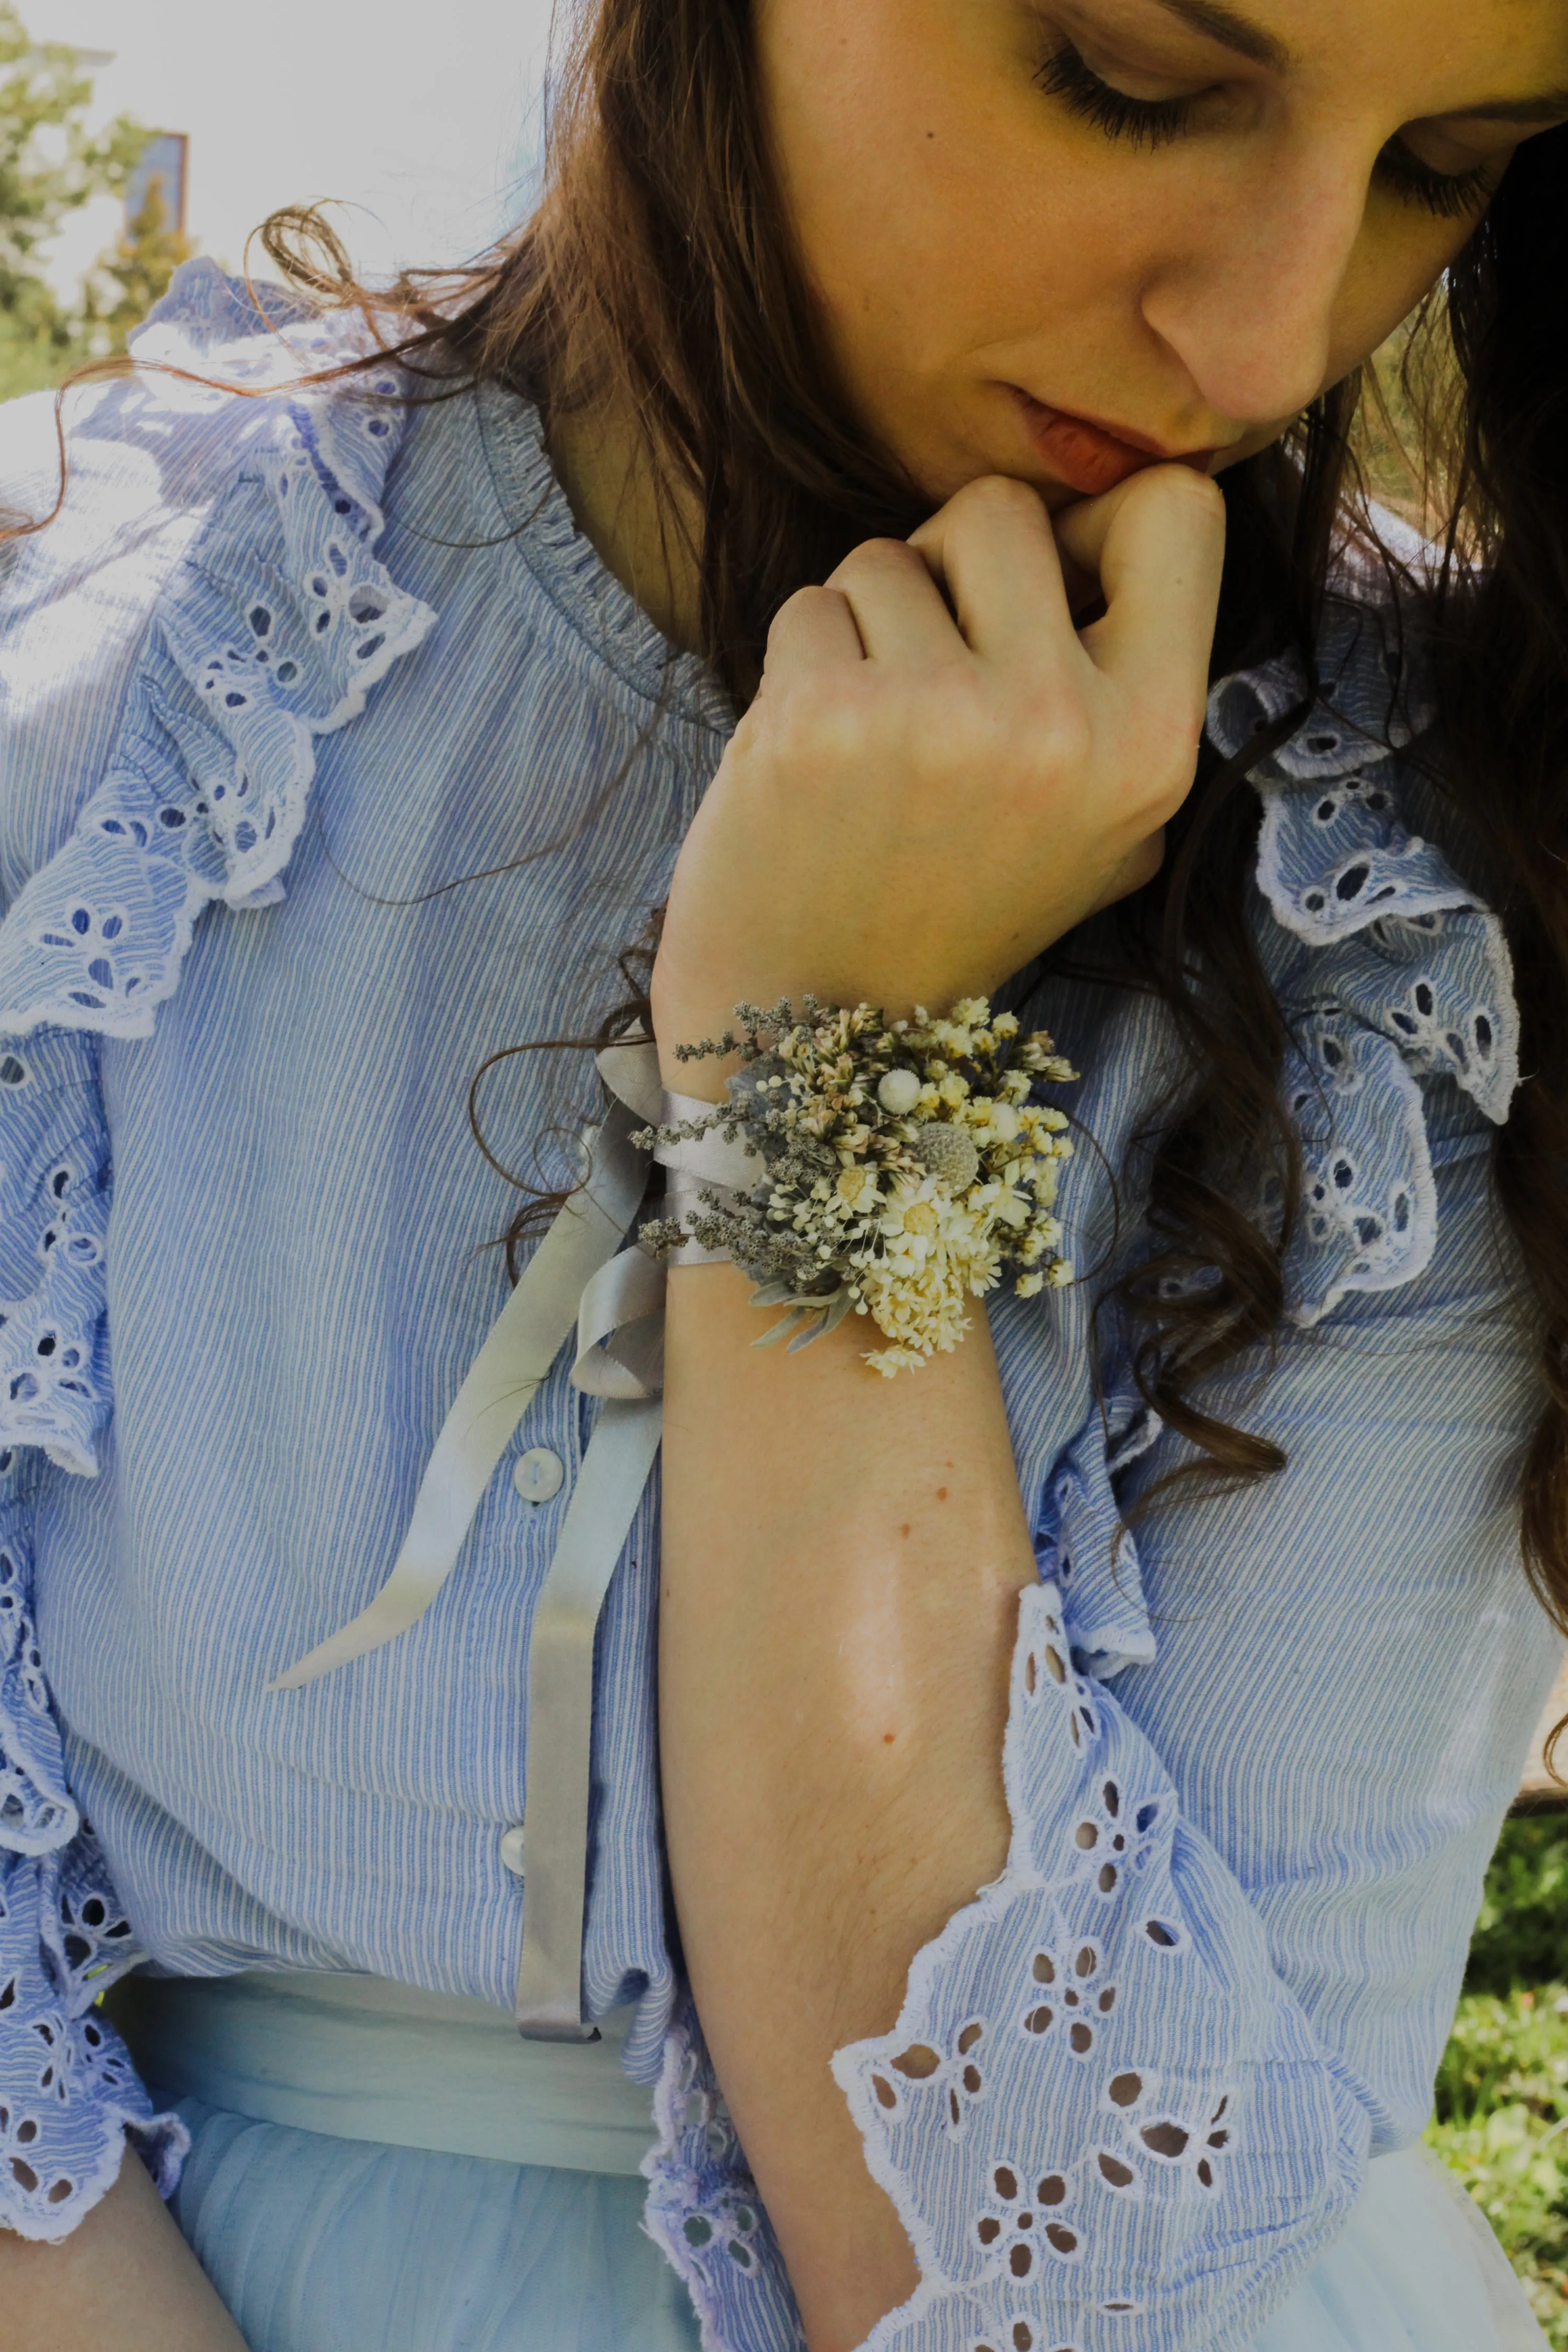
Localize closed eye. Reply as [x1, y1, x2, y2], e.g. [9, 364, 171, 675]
[1039, 39, 1510, 219]
[1372, 135, 1501, 218]
[1036, 42, 1205, 149]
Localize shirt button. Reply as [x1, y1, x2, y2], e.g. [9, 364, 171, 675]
[499, 1827, 527, 1876]
[513, 1447, 565, 1504]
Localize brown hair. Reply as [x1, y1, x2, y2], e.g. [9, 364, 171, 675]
[27, 5, 1568, 1688]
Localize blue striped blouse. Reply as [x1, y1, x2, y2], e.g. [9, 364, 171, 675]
[0, 263, 1559, 2352]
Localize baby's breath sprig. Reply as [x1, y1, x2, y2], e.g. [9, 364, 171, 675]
[637, 995, 1077, 1376]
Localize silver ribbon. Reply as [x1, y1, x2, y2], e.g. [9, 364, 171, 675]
[268, 1044, 759, 2041]
[511, 1393, 664, 2040]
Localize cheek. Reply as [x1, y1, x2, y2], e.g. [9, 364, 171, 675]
[1326, 209, 1478, 383]
[756, 0, 1125, 405]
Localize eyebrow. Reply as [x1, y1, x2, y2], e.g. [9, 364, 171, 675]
[1455, 91, 1568, 124]
[1149, 0, 1294, 73]
[1147, 0, 1568, 120]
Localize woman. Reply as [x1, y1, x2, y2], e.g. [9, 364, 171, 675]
[3, 0, 1566, 2346]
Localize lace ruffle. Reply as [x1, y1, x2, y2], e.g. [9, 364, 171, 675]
[0, 264, 435, 1045]
[0, 260, 430, 2238]
[644, 1583, 1369, 2352]
[0, 259, 432, 1490]
[1033, 1378, 1161, 1684]
[0, 1033, 110, 1478]
[831, 1581, 1368, 2352]
[1207, 608, 1518, 1326]
[0, 1467, 187, 2239]
[642, 1990, 805, 2352]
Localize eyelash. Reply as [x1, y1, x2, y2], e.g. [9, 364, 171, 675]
[1035, 41, 1500, 216]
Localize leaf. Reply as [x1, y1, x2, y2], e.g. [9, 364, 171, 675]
[751, 1308, 815, 1350]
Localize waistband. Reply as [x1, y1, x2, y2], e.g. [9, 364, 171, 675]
[107, 1969, 657, 2177]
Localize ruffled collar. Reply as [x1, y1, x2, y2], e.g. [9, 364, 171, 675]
[1041, 602, 1520, 1680]
[476, 384, 734, 739]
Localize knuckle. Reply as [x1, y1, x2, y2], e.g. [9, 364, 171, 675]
[773, 582, 836, 628]
[764, 583, 838, 658]
[830, 536, 922, 590]
[1036, 703, 1097, 781]
[951, 472, 1045, 530]
[1137, 726, 1203, 817]
[770, 672, 873, 770]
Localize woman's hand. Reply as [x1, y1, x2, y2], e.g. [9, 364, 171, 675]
[652, 462, 1225, 1079]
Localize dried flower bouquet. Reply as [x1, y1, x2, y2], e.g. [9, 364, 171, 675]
[639, 996, 1077, 1375]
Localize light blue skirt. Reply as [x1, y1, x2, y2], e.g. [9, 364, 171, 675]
[114, 1972, 1547, 2352]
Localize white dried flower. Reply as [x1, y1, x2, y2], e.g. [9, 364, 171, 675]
[877, 1067, 923, 1115]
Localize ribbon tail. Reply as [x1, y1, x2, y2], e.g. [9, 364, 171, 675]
[270, 1106, 650, 1692]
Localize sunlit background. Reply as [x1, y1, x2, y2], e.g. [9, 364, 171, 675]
[26, 0, 557, 294]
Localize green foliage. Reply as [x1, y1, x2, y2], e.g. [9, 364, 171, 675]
[0, 3, 143, 324]
[0, 2, 152, 399]
[1427, 1821, 1568, 2344]
[1467, 1818, 1568, 1998]
[85, 175, 194, 353]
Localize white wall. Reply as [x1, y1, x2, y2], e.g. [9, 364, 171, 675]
[23, 0, 561, 298]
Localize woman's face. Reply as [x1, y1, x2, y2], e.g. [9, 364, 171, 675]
[755, 0, 1568, 505]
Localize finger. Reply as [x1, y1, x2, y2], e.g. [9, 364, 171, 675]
[824, 537, 967, 667]
[764, 582, 870, 677]
[1055, 465, 1226, 695]
[908, 475, 1079, 675]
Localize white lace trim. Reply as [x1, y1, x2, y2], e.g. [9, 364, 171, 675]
[0, 266, 434, 1045]
[1, 1835, 188, 2242]
[0, 259, 429, 2239]
[831, 1583, 1366, 2352]
[642, 1994, 804, 2352]
[1206, 611, 1519, 1326]
[1, 1476, 187, 2240]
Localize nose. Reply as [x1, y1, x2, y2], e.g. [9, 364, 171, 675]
[1139, 146, 1371, 429]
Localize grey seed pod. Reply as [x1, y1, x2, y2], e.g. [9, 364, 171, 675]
[912, 1122, 980, 1191]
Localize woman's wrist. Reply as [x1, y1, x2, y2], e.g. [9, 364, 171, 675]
[641, 993, 1076, 1375]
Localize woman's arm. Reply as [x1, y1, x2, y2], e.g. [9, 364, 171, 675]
[660, 1264, 1034, 2349]
[653, 466, 1225, 2349]
[2, 2143, 247, 2351]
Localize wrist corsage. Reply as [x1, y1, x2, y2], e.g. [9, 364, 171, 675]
[638, 996, 1076, 1376]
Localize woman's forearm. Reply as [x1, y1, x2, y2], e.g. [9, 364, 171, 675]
[1, 2142, 247, 2351]
[659, 1259, 1038, 2351]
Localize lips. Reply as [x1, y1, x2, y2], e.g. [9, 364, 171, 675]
[1014, 389, 1212, 498]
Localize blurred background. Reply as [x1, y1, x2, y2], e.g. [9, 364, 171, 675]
[0, 0, 555, 396]
[3, 1, 1568, 2332]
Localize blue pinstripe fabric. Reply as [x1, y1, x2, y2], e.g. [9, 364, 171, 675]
[0, 267, 1560, 2348]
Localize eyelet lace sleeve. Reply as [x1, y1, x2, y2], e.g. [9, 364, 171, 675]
[1207, 603, 1518, 1325]
[1, 1455, 187, 2235]
[0, 259, 436, 2238]
[0, 263, 435, 1043]
[644, 1578, 1369, 2352]
[639, 602, 1526, 2352]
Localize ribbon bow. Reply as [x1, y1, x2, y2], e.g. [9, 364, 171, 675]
[267, 1039, 754, 2040]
